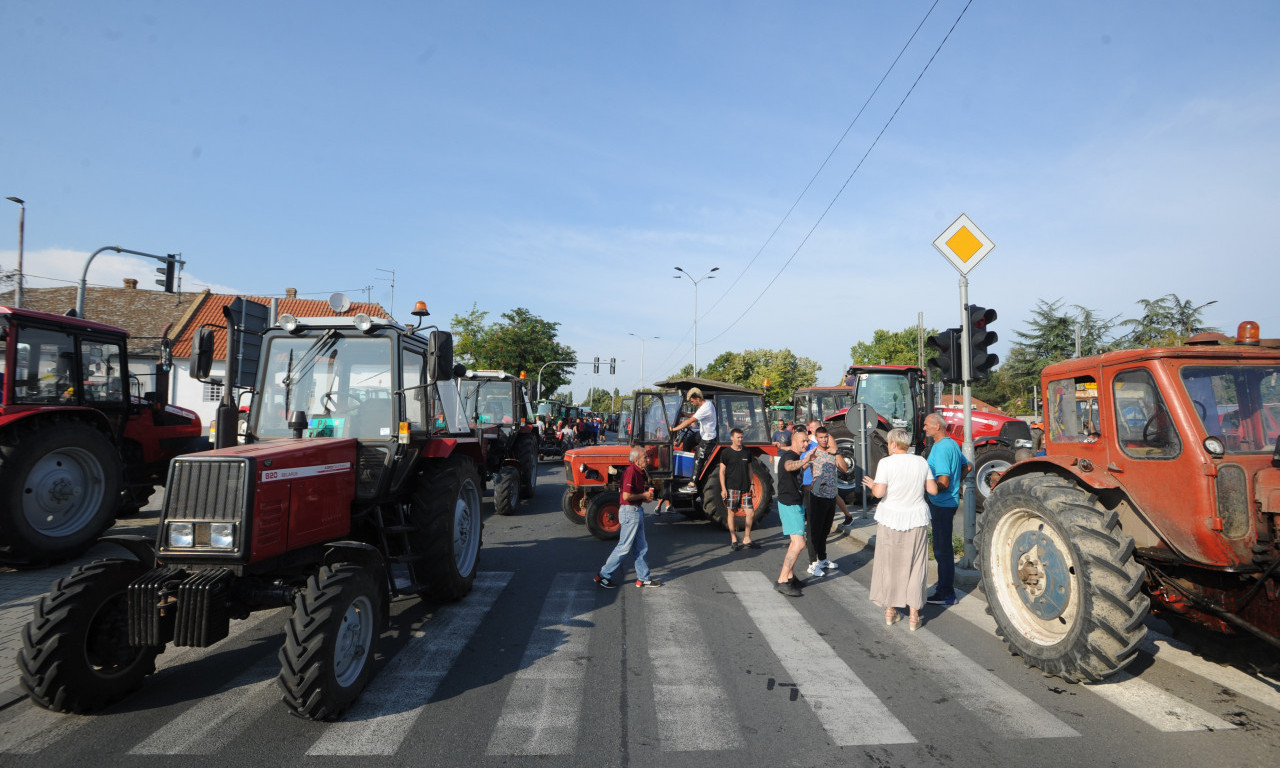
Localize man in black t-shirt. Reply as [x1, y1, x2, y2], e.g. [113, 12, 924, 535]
[774, 428, 815, 597]
[718, 428, 758, 551]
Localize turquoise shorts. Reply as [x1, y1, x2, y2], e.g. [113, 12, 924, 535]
[778, 502, 806, 536]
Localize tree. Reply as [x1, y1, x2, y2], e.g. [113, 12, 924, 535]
[1117, 294, 1218, 347]
[0, 268, 16, 289]
[849, 327, 934, 366]
[450, 305, 576, 398]
[700, 348, 820, 407]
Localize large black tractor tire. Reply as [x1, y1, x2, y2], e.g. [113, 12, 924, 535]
[0, 420, 124, 567]
[562, 487, 588, 525]
[493, 466, 519, 517]
[701, 461, 774, 532]
[515, 435, 538, 499]
[585, 491, 622, 541]
[976, 472, 1149, 682]
[408, 456, 483, 602]
[972, 445, 1018, 513]
[278, 564, 384, 720]
[18, 558, 160, 713]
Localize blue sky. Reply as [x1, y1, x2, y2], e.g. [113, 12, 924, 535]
[3, 1, 1278, 401]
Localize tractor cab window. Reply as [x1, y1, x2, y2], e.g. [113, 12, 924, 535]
[855, 373, 913, 432]
[1113, 369, 1181, 458]
[1046, 376, 1102, 444]
[12, 327, 78, 405]
[459, 379, 515, 426]
[1180, 365, 1280, 453]
[635, 393, 678, 442]
[402, 349, 427, 430]
[256, 334, 394, 439]
[80, 340, 125, 405]
[716, 394, 768, 443]
[812, 391, 851, 421]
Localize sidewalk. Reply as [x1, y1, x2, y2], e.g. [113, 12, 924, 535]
[0, 509, 160, 710]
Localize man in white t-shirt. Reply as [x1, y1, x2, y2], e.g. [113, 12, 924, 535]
[671, 387, 717, 493]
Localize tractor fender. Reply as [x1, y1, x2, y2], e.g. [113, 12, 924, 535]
[322, 540, 391, 625]
[0, 406, 115, 440]
[97, 534, 157, 567]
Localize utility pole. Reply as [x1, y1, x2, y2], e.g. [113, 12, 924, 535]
[376, 268, 396, 318]
[5, 197, 23, 308]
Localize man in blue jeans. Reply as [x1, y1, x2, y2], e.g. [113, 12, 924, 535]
[923, 413, 970, 605]
[596, 446, 663, 588]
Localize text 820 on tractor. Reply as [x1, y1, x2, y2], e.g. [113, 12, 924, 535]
[19, 298, 487, 720]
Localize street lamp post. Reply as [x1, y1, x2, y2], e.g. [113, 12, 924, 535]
[673, 266, 718, 374]
[627, 332, 659, 389]
[5, 197, 23, 308]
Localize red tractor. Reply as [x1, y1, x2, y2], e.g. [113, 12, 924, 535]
[0, 306, 207, 566]
[18, 300, 487, 720]
[456, 369, 539, 515]
[563, 377, 776, 539]
[793, 364, 1033, 509]
[979, 321, 1280, 682]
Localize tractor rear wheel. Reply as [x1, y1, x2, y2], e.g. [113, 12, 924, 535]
[409, 456, 483, 601]
[278, 563, 383, 720]
[562, 487, 587, 524]
[494, 466, 519, 516]
[585, 491, 622, 541]
[701, 461, 773, 531]
[972, 445, 1017, 512]
[977, 472, 1149, 682]
[18, 558, 160, 713]
[516, 436, 538, 498]
[0, 420, 123, 567]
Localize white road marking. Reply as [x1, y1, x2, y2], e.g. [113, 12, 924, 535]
[1143, 630, 1280, 712]
[307, 571, 513, 755]
[723, 571, 916, 746]
[129, 657, 279, 754]
[642, 584, 743, 751]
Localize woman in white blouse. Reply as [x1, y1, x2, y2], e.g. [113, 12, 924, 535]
[862, 428, 938, 630]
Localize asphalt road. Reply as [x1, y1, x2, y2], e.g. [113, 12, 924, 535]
[1, 456, 1279, 767]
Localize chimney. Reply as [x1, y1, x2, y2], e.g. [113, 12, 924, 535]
[285, 287, 297, 299]
[123, 278, 138, 289]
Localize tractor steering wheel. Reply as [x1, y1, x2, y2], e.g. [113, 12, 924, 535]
[321, 391, 358, 412]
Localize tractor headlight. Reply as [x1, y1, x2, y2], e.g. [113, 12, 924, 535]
[168, 522, 194, 548]
[1014, 438, 1033, 449]
[209, 522, 236, 549]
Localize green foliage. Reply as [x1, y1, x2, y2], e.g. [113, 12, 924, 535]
[701, 348, 820, 407]
[450, 304, 576, 398]
[850, 326, 935, 367]
[1116, 294, 1218, 347]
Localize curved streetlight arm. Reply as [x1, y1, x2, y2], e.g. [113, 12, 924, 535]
[77, 247, 182, 317]
[536, 359, 583, 402]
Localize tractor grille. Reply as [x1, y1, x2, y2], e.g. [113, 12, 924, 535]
[165, 457, 250, 522]
[999, 420, 1033, 443]
[1216, 463, 1250, 539]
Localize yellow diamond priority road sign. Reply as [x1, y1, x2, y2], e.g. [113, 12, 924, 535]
[933, 213, 994, 276]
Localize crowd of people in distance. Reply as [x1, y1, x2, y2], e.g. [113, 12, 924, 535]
[535, 414, 607, 450]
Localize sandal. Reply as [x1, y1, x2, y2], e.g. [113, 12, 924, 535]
[730, 542, 743, 551]
[909, 615, 923, 632]
[885, 609, 902, 626]
[745, 540, 761, 549]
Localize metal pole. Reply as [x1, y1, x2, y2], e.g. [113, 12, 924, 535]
[5, 197, 24, 308]
[674, 267, 717, 376]
[77, 246, 175, 317]
[958, 275, 977, 569]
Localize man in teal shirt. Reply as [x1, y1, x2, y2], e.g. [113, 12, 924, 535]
[923, 413, 971, 605]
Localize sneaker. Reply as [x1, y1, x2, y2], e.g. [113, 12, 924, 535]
[821, 559, 839, 572]
[806, 561, 825, 578]
[595, 573, 617, 589]
[926, 593, 958, 606]
[636, 578, 663, 588]
[676, 482, 697, 494]
[837, 519, 856, 531]
[774, 580, 803, 597]
[788, 575, 806, 589]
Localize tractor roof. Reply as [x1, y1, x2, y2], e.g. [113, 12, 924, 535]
[651, 376, 762, 396]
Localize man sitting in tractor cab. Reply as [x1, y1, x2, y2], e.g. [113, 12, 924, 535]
[671, 387, 717, 493]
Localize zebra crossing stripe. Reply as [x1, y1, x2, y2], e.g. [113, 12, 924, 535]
[723, 571, 916, 746]
[642, 585, 744, 751]
[0, 608, 286, 755]
[307, 571, 514, 756]
[1143, 630, 1280, 711]
[485, 572, 597, 755]
[945, 589, 1236, 732]
[129, 657, 280, 754]
[822, 577, 1080, 739]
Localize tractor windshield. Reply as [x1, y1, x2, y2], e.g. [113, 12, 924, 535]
[255, 334, 394, 439]
[1180, 364, 1280, 453]
[459, 379, 515, 425]
[854, 373, 913, 430]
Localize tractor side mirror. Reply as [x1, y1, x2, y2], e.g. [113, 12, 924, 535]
[428, 330, 454, 381]
[189, 328, 215, 381]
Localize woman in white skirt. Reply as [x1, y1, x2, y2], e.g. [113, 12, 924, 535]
[862, 428, 938, 630]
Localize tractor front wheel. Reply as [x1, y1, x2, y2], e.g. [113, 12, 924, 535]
[18, 558, 160, 713]
[562, 487, 587, 524]
[585, 491, 622, 541]
[278, 564, 383, 720]
[977, 472, 1148, 682]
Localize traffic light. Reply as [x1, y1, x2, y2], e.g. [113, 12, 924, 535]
[966, 305, 999, 379]
[609, 357, 616, 374]
[926, 328, 962, 384]
[593, 356, 600, 374]
[155, 255, 177, 293]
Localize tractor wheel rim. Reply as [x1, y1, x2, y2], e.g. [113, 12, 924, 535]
[989, 507, 1080, 647]
[453, 478, 480, 574]
[24, 447, 106, 536]
[976, 459, 1012, 499]
[333, 594, 374, 686]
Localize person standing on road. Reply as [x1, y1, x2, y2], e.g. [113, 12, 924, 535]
[862, 428, 937, 630]
[774, 428, 816, 597]
[596, 446, 663, 588]
[718, 427, 759, 551]
[671, 388, 717, 493]
[771, 420, 792, 450]
[922, 412, 971, 606]
[805, 426, 848, 577]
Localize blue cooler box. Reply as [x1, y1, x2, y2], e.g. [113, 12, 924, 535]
[673, 450, 695, 477]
